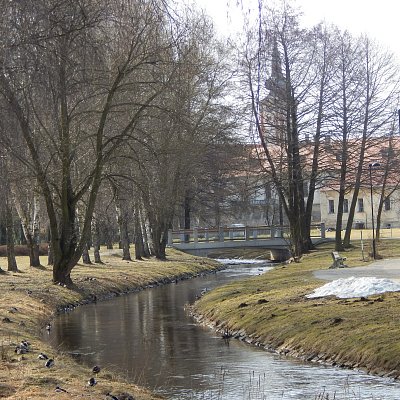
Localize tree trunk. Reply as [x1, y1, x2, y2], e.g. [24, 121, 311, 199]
[47, 241, 54, 266]
[52, 260, 74, 286]
[115, 200, 132, 261]
[133, 207, 144, 260]
[184, 193, 191, 242]
[31, 192, 41, 266]
[82, 243, 92, 264]
[91, 213, 102, 263]
[141, 212, 152, 257]
[51, 199, 80, 285]
[335, 180, 346, 251]
[11, 187, 41, 267]
[152, 227, 168, 260]
[29, 241, 41, 267]
[6, 201, 18, 272]
[77, 205, 92, 265]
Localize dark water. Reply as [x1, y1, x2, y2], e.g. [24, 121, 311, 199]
[47, 261, 400, 399]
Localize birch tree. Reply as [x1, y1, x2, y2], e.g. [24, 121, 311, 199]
[11, 182, 42, 267]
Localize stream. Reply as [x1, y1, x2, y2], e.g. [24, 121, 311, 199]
[46, 260, 400, 399]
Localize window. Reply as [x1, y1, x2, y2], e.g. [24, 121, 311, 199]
[343, 199, 349, 213]
[336, 153, 343, 162]
[357, 198, 364, 213]
[384, 197, 391, 211]
[328, 199, 335, 214]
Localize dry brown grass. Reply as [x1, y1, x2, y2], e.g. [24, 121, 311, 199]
[0, 247, 220, 399]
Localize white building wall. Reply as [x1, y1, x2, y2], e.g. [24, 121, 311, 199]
[320, 187, 400, 229]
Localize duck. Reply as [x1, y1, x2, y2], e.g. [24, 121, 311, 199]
[87, 377, 97, 386]
[15, 346, 27, 355]
[45, 359, 54, 368]
[20, 340, 30, 348]
[92, 365, 101, 374]
[221, 329, 232, 339]
[15, 341, 30, 354]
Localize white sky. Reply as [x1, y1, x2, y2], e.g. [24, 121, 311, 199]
[192, 0, 400, 60]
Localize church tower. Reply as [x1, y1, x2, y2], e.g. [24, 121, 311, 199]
[261, 40, 287, 144]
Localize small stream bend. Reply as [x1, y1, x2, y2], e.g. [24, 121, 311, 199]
[47, 261, 400, 399]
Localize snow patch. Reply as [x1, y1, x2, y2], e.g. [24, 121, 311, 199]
[216, 258, 267, 265]
[306, 276, 400, 299]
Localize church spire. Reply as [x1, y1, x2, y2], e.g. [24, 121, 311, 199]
[266, 39, 285, 92]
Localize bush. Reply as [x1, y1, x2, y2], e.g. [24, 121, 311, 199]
[0, 243, 48, 257]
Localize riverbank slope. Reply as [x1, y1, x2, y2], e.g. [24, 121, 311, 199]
[0, 249, 221, 399]
[193, 241, 400, 379]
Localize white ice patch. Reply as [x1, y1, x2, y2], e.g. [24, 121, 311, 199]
[216, 258, 267, 265]
[306, 276, 400, 299]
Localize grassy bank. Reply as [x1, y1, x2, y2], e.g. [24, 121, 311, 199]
[193, 240, 400, 379]
[0, 248, 220, 399]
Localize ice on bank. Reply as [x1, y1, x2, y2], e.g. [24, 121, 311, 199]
[216, 258, 267, 265]
[307, 276, 400, 299]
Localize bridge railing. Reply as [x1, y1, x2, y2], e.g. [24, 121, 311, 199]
[168, 223, 325, 245]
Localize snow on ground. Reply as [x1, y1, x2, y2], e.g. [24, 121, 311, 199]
[307, 276, 400, 299]
[216, 258, 267, 265]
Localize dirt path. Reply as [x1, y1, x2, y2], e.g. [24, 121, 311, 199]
[314, 258, 400, 281]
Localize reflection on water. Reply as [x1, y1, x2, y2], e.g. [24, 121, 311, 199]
[47, 262, 400, 399]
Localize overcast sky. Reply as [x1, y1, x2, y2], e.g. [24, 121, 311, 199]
[192, 0, 400, 60]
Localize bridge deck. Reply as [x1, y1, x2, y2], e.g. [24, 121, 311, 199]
[168, 224, 327, 256]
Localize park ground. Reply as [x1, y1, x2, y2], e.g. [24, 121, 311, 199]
[2, 238, 400, 399]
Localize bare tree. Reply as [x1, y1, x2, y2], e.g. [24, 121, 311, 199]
[133, 11, 235, 259]
[0, 0, 176, 285]
[341, 37, 400, 248]
[243, 5, 333, 257]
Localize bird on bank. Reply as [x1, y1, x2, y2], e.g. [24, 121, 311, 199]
[87, 377, 97, 386]
[38, 353, 49, 360]
[15, 341, 30, 354]
[45, 359, 54, 368]
[55, 386, 68, 393]
[92, 365, 101, 374]
[15, 346, 27, 355]
[20, 340, 30, 348]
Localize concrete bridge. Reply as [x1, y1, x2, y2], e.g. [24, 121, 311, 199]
[168, 224, 328, 260]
